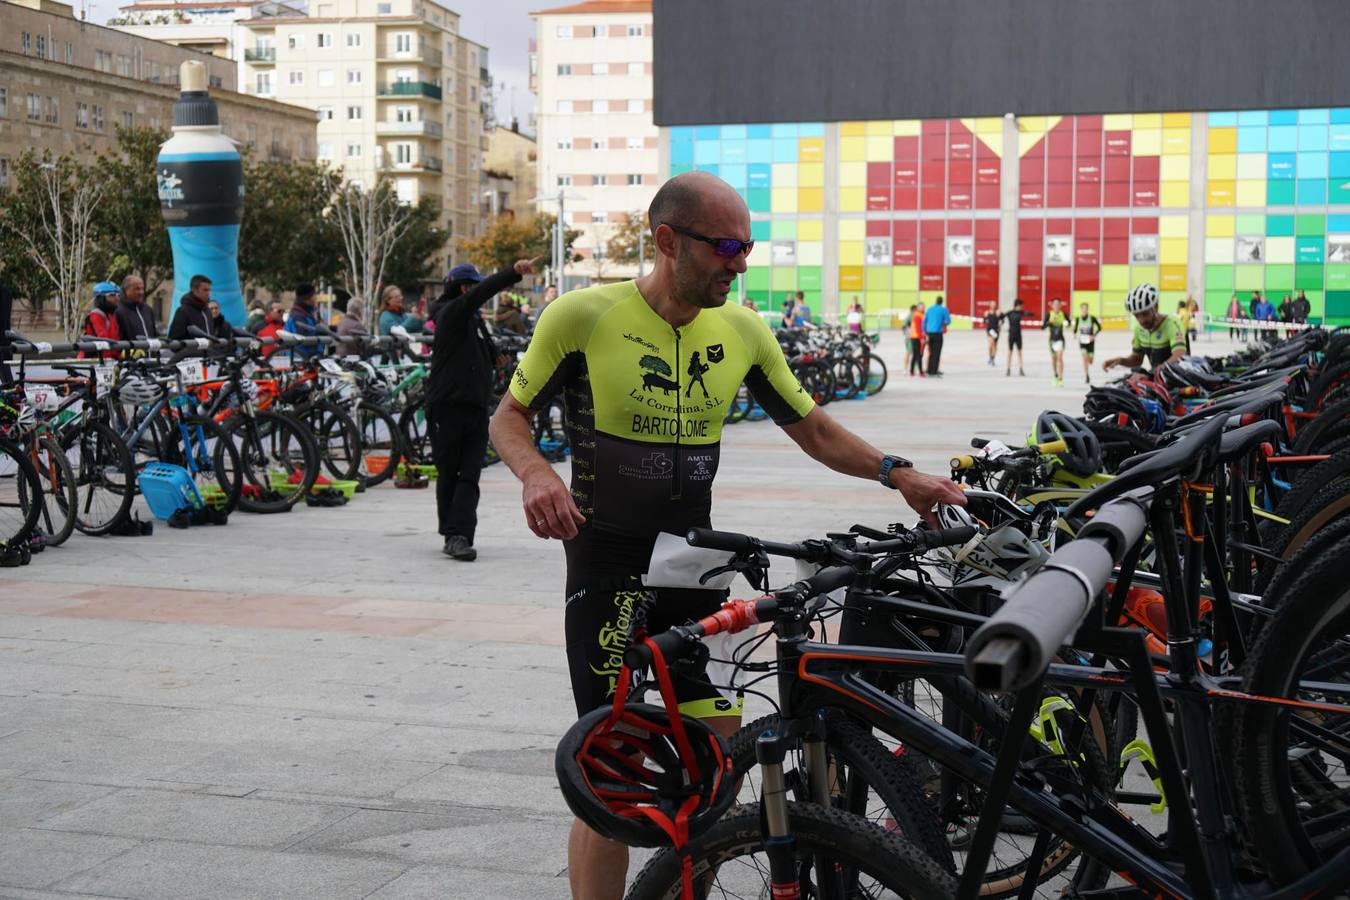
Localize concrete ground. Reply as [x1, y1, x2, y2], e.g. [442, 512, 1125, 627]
[0, 327, 1242, 899]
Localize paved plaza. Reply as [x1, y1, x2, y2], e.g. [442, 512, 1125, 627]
[0, 328, 1239, 899]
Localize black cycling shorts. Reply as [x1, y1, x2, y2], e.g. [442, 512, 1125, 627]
[564, 576, 739, 720]
[1008, 332, 1023, 350]
[1079, 341, 1096, 356]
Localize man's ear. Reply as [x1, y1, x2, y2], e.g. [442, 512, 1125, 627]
[652, 222, 678, 259]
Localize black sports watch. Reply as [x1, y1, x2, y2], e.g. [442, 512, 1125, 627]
[878, 454, 913, 489]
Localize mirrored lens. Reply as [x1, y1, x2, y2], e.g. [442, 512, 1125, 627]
[713, 239, 752, 258]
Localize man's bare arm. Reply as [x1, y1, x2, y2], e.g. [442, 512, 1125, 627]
[489, 392, 585, 540]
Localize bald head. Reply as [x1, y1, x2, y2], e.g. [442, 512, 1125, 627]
[648, 170, 745, 233]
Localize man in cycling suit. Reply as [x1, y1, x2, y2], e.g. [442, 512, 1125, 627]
[489, 170, 965, 900]
[1103, 282, 1187, 372]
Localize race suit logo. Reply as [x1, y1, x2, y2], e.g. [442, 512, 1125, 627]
[705, 344, 725, 364]
[591, 590, 639, 699]
[618, 450, 674, 479]
[638, 353, 679, 395]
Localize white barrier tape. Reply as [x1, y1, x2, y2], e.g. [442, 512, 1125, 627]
[1202, 317, 1314, 331]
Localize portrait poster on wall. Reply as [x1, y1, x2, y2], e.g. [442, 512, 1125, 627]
[771, 241, 796, 266]
[947, 236, 974, 266]
[1328, 235, 1350, 263]
[865, 237, 892, 266]
[1130, 235, 1159, 264]
[1044, 236, 1072, 266]
[1237, 236, 1264, 263]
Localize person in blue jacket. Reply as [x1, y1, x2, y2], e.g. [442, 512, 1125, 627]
[284, 283, 324, 360]
[923, 295, 952, 376]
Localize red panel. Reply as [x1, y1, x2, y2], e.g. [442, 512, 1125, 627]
[1022, 138, 1046, 160]
[972, 295, 999, 318]
[1074, 182, 1102, 207]
[1103, 182, 1131, 206]
[867, 162, 891, 186]
[1076, 129, 1103, 157]
[1074, 264, 1101, 291]
[1019, 240, 1043, 267]
[1017, 269, 1044, 315]
[919, 239, 945, 265]
[1103, 237, 1129, 264]
[866, 219, 890, 237]
[1075, 218, 1101, 238]
[1133, 156, 1160, 180]
[1047, 157, 1075, 184]
[974, 263, 1000, 298]
[948, 220, 972, 236]
[948, 186, 973, 209]
[922, 119, 947, 135]
[948, 159, 973, 184]
[1020, 157, 1045, 183]
[920, 186, 946, 209]
[1046, 217, 1073, 235]
[1103, 217, 1130, 238]
[1131, 217, 1158, 234]
[921, 219, 945, 240]
[975, 140, 999, 161]
[1018, 219, 1043, 239]
[949, 133, 975, 160]
[920, 159, 946, 187]
[892, 224, 917, 265]
[975, 184, 1001, 208]
[894, 135, 919, 159]
[975, 242, 999, 268]
[1019, 185, 1045, 208]
[893, 186, 918, 209]
[1104, 156, 1131, 181]
[1075, 114, 1103, 131]
[1046, 182, 1074, 207]
[1076, 160, 1102, 183]
[945, 267, 973, 317]
[922, 134, 947, 161]
[1132, 183, 1160, 207]
[867, 189, 891, 211]
[893, 161, 919, 186]
[920, 264, 945, 291]
[1047, 126, 1075, 157]
[1105, 131, 1131, 156]
[975, 161, 1001, 184]
[1045, 267, 1072, 305]
[975, 219, 1000, 240]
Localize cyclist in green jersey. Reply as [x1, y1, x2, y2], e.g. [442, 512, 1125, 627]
[1102, 282, 1187, 372]
[489, 170, 965, 900]
[1045, 296, 1068, 387]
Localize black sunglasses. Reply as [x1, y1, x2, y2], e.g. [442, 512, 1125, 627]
[666, 224, 754, 259]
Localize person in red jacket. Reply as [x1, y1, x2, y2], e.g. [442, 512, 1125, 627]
[255, 299, 286, 357]
[79, 282, 122, 359]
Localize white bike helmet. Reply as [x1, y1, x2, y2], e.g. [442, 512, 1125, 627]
[932, 504, 1051, 591]
[116, 373, 163, 406]
[1124, 283, 1159, 315]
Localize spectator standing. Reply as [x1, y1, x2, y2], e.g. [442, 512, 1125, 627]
[1004, 297, 1027, 376]
[285, 283, 325, 360]
[1176, 301, 1193, 354]
[1045, 297, 1068, 387]
[1187, 295, 1201, 347]
[335, 299, 368, 336]
[983, 307, 1001, 366]
[493, 294, 528, 335]
[923, 295, 951, 376]
[244, 304, 266, 333]
[79, 282, 122, 359]
[906, 302, 925, 377]
[741, 297, 758, 312]
[1279, 294, 1293, 325]
[167, 274, 214, 340]
[377, 285, 421, 335]
[1292, 289, 1312, 324]
[115, 275, 158, 341]
[779, 297, 795, 328]
[1227, 293, 1243, 340]
[1253, 293, 1276, 342]
[255, 300, 286, 357]
[1249, 290, 1262, 322]
[846, 300, 864, 334]
[207, 300, 231, 338]
[1073, 301, 1102, 385]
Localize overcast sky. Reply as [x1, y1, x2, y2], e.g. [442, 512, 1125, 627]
[85, 0, 540, 128]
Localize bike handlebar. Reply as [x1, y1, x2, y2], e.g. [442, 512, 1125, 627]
[951, 438, 1068, 471]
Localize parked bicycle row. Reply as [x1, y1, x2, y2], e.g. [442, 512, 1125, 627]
[553, 325, 1350, 898]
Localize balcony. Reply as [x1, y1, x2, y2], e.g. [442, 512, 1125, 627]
[377, 81, 442, 100]
[244, 47, 276, 63]
[376, 120, 444, 137]
[379, 156, 442, 174]
[377, 45, 442, 66]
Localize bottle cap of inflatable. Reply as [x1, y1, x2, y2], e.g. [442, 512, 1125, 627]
[172, 60, 220, 128]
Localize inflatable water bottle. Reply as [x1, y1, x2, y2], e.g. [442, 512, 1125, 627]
[157, 60, 245, 324]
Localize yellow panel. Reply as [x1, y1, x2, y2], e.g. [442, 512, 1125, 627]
[1160, 181, 1190, 207]
[1019, 131, 1047, 156]
[1131, 266, 1160, 286]
[1160, 215, 1188, 238]
[865, 267, 890, 290]
[866, 120, 891, 136]
[797, 241, 823, 266]
[1100, 264, 1130, 291]
[1160, 237, 1187, 264]
[1235, 180, 1266, 207]
[839, 219, 866, 241]
[1159, 265, 1187, 291]
[797, 219, 824, 242]
[1162, 127, 1190, 155]
[772, 163, 798, 187]
[839, 160, 866, 186]
[1162, 112, 1191, 128]
[890, 291, 918, 313]
[1019, 116, 1049, 132]
[1160, 154, 1190, 180]
[1101, 291, 1127, 321]
[839, 266, 864, 291]
[865, 135, 892, 160]
[840, 137, 867, 163]
[1207, 215, 1235, 237]
[1236, 154, 1265, 180]
[1208, 154, 1236, 179]
[1266, 236, 1294, 263]
[841, 122, 867, 137]
[771, 188, 798, 213]
[892, 265, 918, 290]
[799, 138, 825, 163]
[1072, 291, 1102, 313]
[799, 163, 824, 188]
[1103, 113, 1133, 130]
[1209, 127, 1237, 154]
[892, 120, 921, 136]
[1207, 180, 1235, 207]
[1133, 129, 1162, 155]
[977, 117, 1003, 134]
[919, 290, 946, 307]
[798, 187, 823, 213]
[1133, 113, 1162, 129]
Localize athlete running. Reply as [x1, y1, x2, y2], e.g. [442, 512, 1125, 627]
[489, 170, 965, 900]
[1102, 283, 1187, 372]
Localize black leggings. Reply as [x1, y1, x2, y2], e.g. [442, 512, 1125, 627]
[908, 337, 924, 374]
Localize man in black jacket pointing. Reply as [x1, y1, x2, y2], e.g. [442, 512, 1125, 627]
[426, 256, 539, 560]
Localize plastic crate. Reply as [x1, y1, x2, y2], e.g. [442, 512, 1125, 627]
[138, 463, 203, 521]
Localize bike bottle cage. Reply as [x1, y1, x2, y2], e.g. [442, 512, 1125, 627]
[1119, 739, 1167, 814]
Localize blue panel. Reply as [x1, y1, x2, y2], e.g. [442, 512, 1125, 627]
[798, 122, 825, 137]
[1333, 109, 1350, 124]
[1329, 214, 1350, 233]
[1209, 112, 1238, 126]
[1300, 151, 1329, 179]
[720, 163, 747, 189]
[1269, 153, 1297, 179]
[747, 139, 772, 163]
[694, 141, 721, 165]
[669, 126, 695, 143]
[1269, 126, 1298, 152]
[1331, 124, 1350, 151]
[1238, 110, 1268, 126]
[1270, 110, 1300, 125]
[695, 126, 720, 140]
[772, 138, 798, 162]
[720, 125, 747, 140]
[696, 163, 720, 178]
[747, 163, 772, 188]
[1237, 126, 1266, 153]
[750, 220, 771, 240]
[670, 141, 693, 165]
[770, 123, 798, 138]
[1300, 108, 1332, 124]
[1298, 179, 1327, 204]
[1300, 125, 1329, 151]
[1332, 153, 1350, 179]
[1297, 236, 1325, 263]
[720, 140, 746, 164]
[747, 124, 772, 138]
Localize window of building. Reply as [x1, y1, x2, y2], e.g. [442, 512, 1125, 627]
[346, 32, 361, 47]
[628, 24, 643, 36]
[627, 99, 643, 113]
[317, 69, 334, 87]
[593, 62, 608, 75]
[590, 26, 603, 38]
[627, 174, 643, 185]
[396, 105, 414, 122]
[557, 137, 572, 151]
[347, 104, 363, 120]
[0, 89, 7, 118]
[318, 142, 334, 159]
[317, 106, 333, 121]
[91, 104, 102, 130]
[396, 178, 415, 203]
[395, 142, 412, 163]
[557, 175, 572, 186]
[149, 114, 160, 128]
[395, 32, 413, 53]
[446, 146, 454, 165]
[26, 93, 39, 120]
[121, 111, 133, 129]
[628, 62, 642, 76]
[469, 85, 477, 101]
[289, 70, 304, 86]
[347, 142, 362, 158]
[21, 32, 30, 54]
[66, 42, 73, 64]
[445, 110, 453, 128]
[47, 97, 60, 125]
[377, 2, 392, 13]
[557, 25, 572, 38]
[0, 158, 8, 188]
[117, 55, 132, 77]
[246, 124, 257, 147]
[316, 33, 333, 48]
[317, 3, 333, 14]
[288, 33, 304, 49]
[35, 35, 45, 59]
[256, 73, 273, 95]
[556, 63, 571, 76]
[557, 100, 573, 113]
[594, 175, 607, 186]
[627, 136, 643, 151]
[76, 102, 88, 129]
[346, 68, 362, 84]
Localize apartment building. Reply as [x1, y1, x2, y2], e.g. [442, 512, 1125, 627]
[109, 0, 264, 61]
[484, 119, 537, 219]
[236, 0, 492, 249]
[0, 0, 312, 187]
[531, 0, 656, 285]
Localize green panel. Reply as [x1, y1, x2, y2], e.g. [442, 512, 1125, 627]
[1266, 214, 1296, 236]
[1325, 290, 1350, 322]
[1204, 290, 1233, 319]
[670, 165, 693, 177]
[864, 267, 891, 291]
[769, 219, 797, 240]
[797, 266, 822, 291]
[1267, 181, 1296, 205]
[799, 292, 821, 318]
[744, 267, 770, 291]
[746, 290, 770, 308]
[1265, 264, 1294, 291]
[1304, 290, 1325, 321]
[1235, 213, 1264, 235]
[770, 267, 798, 290]
[1327, 265, 1350, 291]
[1234, 265, 1264, 291]
[1331, 179, 1350, 203]
[1296, 264, 1325, 290]
[750, 220, 772, 240]
[1296, 214, 1326, 236]
[1296, 236, 1325, 263]
[746, 189, 771, 213]
[1205, 265, 1234, 290]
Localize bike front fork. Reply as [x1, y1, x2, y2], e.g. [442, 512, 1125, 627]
[754, 722, 837, 900]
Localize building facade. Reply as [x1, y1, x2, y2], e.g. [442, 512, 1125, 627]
[108, 0, 262, 61]
[484, 120, 536, 219]
[235, 0, 492, 254]
[531, 0, 656, 286]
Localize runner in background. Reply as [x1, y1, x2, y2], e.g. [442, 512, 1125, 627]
[1004, 297, 1027, 377]
[983, 306, 1001, 367]
[907, 301, 926, 377]
[1177, 300, 1193, 354]
[1046, 296, 1068, 387]
[1073, 301, 1102, 385]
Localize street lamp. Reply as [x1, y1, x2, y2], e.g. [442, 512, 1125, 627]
[529, 189, 586, 291]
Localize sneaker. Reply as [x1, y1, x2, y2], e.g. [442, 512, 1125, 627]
[1085, 375, 1091, 385]
[1019, 369, 1027, 377]
[1005, 368, 1011, 377]
[443, 535, 477, 561]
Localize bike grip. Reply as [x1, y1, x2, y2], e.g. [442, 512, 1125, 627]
[686, 527, 754, 553]
[1075, 492, 1148, 562]
[621, 628, 687, 671]
[796, 565, 855, 597]
[970, 437, 990, 449]
[920, 525, 979, 550]
[963, 540, 1113, 692]
[951, 454, 976, 470]
[1037, 439, 1068, 455]
[187, 325, 216, 341]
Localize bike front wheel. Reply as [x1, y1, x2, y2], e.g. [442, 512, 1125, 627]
[62, 419, 135, 536]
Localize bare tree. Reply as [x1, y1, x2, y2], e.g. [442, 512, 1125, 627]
[0, 153, 106, 338]
[323, 171, 418, 311]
